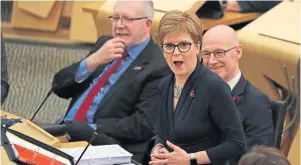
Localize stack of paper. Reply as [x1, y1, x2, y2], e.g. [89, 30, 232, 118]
[60, 144, 132, 165]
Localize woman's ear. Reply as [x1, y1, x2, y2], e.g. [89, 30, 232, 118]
[197, 41, 202, 51]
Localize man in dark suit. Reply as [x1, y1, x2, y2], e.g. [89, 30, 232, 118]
[52, 1, 169, 162]
[1, 34, 9, 105]
[202, 25, 274, 164]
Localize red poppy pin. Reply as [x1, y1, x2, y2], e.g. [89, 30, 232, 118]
[190, 90, 195, 97]
[134, 66, 142, 71]
[232, 96, 237, 102]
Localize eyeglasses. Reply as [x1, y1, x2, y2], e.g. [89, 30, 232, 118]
[108, 16, 148, 25]
[202, 46, 237, 59]
[161, 42, 193, 54]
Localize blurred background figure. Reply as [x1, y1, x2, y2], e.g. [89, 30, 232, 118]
[221, 0, 282, 13]
[1, 33, 9, 105]
[239, 145, 291, 165]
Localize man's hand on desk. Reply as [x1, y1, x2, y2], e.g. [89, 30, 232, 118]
[64, 121, 96, 142]
[56, 134, 70, 143]
[64, 121, 120, 145]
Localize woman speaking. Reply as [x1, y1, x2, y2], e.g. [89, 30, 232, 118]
[150, 10, 246, 165]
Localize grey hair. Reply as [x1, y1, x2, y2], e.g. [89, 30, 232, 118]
[115, 0, 154, 20]
[141, 0, 154, 20]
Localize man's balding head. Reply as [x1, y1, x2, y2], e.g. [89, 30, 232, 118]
[202, 25, 242, 82]
[203, 25, 239, 49]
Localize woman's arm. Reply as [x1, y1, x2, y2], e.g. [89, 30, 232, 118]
[205, 81, 247, 164]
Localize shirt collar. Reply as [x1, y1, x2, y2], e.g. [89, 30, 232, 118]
[127, 37, 150, 59]
[227, 72, 241, 90]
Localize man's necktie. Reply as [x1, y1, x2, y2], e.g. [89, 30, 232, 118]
[73, 52, 127, 122]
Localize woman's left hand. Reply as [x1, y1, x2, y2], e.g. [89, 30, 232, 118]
[149, 141, 190, 165]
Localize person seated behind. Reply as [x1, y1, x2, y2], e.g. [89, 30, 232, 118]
[1, 34, 9, 105]
[202, 25, 274, 164]
[150, 11, 246, 165]
[221, 0, 281, 13]
[238, 145, 291, 165]
[51, 0, 169, 162]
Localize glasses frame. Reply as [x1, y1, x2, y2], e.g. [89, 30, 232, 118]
[202, 46, 237, 59]
[108, 16, 148, 25]
[161, 42, 193, 54]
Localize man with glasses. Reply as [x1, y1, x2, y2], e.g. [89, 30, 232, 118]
[202, 25, 274, 164]
[51, 1, 169, 162]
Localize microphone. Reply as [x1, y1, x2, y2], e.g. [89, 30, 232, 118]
[75, 132, 98, 165]
[30, 77, 74, 121]
[30, 85, 57, 121]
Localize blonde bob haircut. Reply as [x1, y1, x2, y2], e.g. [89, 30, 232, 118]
[157, 10, 203, 51]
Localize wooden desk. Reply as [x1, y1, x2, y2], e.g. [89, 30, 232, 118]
[201, 11, 261, 30]
[237, 2, 300, 163]
[69, 1, 102, 43]
[17, 1, 56, 19]
[83, 1, 261, 40]
[1, 110, 87, 165]
[1, 110, 61, 147]
[11, 1, 64, 32]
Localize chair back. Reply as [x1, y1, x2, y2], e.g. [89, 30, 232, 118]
[270, 99, 286, 149]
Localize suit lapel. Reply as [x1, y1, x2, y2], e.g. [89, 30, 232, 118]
[95, 40, 154, 113]
[232, 74, 248, 104]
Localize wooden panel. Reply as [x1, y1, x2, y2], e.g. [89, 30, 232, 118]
[60, 141, 88, 148]
[153, 0, 206, 13]
[287, 129, 300, 165]
[11, 1, 64, 32]
[237, 1, 300, 98]
[84, 1, 114, 38]
[62, 1, 73, 18]
[237, 3, 299, 161]
[17, 1, 55, 19]
[84, 1, 260, 44]
[1, 110, 88, 165]
[1, 110, 60, 147]
[202, 12, 261, 30]
[69, 1, 101, 43]
[258, 2, 300, 44]
[2, 22, 74, 44]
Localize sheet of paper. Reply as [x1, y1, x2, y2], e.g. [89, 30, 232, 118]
[60, 144, 132, 164]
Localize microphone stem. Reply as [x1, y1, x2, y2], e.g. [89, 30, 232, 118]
[30, 89, 53, 121]
[30, 89, 52, 121]
[75, 132, 98, 165]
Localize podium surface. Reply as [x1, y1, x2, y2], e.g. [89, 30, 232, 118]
[1, 110, 88, 165]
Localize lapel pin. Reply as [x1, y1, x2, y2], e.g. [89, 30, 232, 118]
[134, 66, 142, 71]
[190, 90, 195, 98]
[232, 96, 237, 102]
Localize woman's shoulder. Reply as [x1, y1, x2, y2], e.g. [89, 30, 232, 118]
[198, 64, 226, 87]
[159, 73, 173, 91]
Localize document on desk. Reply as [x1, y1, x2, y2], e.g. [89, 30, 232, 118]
[4, 131, 73, 165]
[60, 144, 132, 165]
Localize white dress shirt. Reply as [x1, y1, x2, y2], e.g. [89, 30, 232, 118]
[227, 72, 241, 91]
